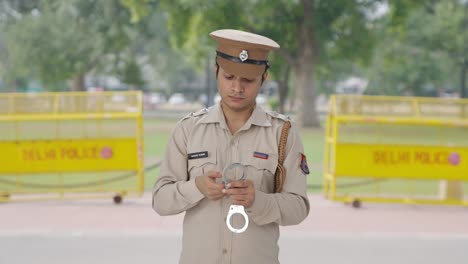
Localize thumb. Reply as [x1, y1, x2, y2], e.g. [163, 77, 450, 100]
[207, 171, 222, 180]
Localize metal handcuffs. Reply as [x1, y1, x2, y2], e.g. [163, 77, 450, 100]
[223, 163, 249, 234]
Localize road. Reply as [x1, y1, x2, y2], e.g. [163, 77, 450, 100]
[1, 193, 467, 264]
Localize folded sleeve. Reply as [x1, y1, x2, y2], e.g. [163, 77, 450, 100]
[247, 123, 310, 226]
[152, 121, 205, 216]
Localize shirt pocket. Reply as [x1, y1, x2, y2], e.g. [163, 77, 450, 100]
[187, 146, 218, 180]
[241, 150, 278, 193]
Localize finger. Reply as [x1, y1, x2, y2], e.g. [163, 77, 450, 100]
[227, 180, 247, 188]
[208, 183, 225, 191]
[232, 194, 254, 206]
[224, 187, 245, 196]
[237, 179, 254, 188]
[230, 194, 248, 201]
[231, 198, 249, 206]
[208, 193, 224, 200]
[206, 171, 222, 179]
[208, 191, 223, 200]
[230, 191, 252, 201]
[243, 179, 254, 187]
[207, 189, 224, 198]
[211, 183, 226, 191]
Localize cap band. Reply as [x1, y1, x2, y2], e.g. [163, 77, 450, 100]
[216, 51, 269, 66]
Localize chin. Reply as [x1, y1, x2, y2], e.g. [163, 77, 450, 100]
[231, 103, 255, 112]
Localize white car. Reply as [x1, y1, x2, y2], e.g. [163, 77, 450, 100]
[213, 93, 268, 106]
[150, 93, 166, 104]
[214, 93, 221, 104]
[256, 94, 268, 105]
[168, 93, 187, 104]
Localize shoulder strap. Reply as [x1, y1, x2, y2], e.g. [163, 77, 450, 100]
[181, 108, 209, 120]
[274, 121, 291, 193]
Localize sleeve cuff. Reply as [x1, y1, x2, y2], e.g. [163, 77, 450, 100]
[246, 190, 268, 215]
[179, 177, 205, 203]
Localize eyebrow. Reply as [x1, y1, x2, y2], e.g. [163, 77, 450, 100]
[222, 71, 257, 81]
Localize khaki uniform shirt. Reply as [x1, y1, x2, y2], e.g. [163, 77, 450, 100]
[153, 104, 310, 264]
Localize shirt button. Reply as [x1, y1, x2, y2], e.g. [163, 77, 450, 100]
[222, 249, 228, 254]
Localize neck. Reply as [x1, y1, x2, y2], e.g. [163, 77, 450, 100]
[220, 102, 255, 134]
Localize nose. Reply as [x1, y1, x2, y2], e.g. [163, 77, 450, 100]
[231, 78, 244, 94]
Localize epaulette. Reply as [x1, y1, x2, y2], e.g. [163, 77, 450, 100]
[181, 108, 209, 120]
[266, 110, 290, 122]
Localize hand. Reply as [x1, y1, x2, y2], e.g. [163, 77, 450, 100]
[223, 179, 255, 208]
[195, 171, 225, 200]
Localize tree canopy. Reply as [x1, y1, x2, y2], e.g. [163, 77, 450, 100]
[1, 0, 466, 127]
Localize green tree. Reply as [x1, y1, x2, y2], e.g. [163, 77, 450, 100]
[3, 0, 144, 91]
[150, 0, 384, 127]
[119, 0, 152, 23]
[132, 6, 203, 95]
[365, 0, 466, 97]
[407, 0, 467, 97]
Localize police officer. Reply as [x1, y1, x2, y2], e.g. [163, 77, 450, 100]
[152, 29, 310, 264]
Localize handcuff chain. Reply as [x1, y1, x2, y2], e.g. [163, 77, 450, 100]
[223, 163, 249, 233]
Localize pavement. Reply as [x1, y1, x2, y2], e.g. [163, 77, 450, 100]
[1, 193, 468, 263]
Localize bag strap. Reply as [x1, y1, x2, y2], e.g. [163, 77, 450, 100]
[274, 121, 291, 193]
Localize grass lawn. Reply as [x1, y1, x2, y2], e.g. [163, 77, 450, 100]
[1, 117, 467, 199]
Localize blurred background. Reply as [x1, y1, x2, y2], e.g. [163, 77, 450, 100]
[1, 0, 466, 121]
[1, 0, 467, 197]
[0, 1, 468, 263]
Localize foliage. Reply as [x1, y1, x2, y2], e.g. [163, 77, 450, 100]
[365, 0, 466, 96]
[119, 0, 153, 23]
[1, 0, 144, 90]
[133, 9, 203, 94]
[154, 0, 387, 126]
[268, 97, 280, 112]
[1, 0, 466, 103]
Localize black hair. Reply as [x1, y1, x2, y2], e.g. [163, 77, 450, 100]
[215, 61, 268, 84]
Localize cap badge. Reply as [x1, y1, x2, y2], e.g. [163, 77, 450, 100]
[239, 50, 248, 62]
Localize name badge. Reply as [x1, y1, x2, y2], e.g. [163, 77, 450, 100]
[188, 151, 209, 160]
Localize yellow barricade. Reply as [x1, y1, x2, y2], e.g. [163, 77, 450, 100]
[0, 91, 144, 203]
[323, 95, 468, 207]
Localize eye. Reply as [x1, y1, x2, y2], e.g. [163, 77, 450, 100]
[223, 74, 234, 80]
[242, 78, 255, 83]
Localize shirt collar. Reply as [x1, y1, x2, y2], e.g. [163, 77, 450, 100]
[199, 103, 271, 128]
[250, 105, 272, 127]
[199, 103, 222, 124]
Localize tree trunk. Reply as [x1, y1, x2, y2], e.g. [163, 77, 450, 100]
[277, 65, 290, 114]
[205, 56, 213, 107]
[71, 74, 85, 91]
[462, 2, 467, 98]
[295, 61, 319, 127]
[12, 79, 19, 92]
[461, 60, 467, 98]
[295, 0, 320, 127]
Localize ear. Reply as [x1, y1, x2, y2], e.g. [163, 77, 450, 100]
[262, 71, 268, 80]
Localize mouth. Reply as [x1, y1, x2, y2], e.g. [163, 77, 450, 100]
[229, 95, 246, 101]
